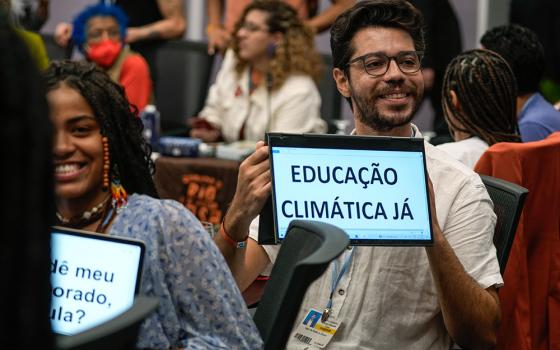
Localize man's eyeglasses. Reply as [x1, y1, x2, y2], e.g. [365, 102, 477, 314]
[346, 51, 424, 77]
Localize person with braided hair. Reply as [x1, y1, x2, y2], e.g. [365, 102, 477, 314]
[436, 49, 521, 168]
[45, 60, 263, 349]
[190, 0, 326, 143]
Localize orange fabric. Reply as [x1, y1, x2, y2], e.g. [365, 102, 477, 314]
[474, 132, 560, 350]
[224, 0, 309, 32]
[119, 54, 152, 112]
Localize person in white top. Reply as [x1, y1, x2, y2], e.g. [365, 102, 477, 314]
[190, 1, 326, 143]
[215, 1, 503, 349]
[437, 49, 520, 168]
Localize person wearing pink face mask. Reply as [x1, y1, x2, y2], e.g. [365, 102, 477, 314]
[71, 3, 152, 112]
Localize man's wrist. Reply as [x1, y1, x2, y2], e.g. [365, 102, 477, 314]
[144, 28, 161, 41]
[219, 221, 248, 249]
[206, 24, 222, 35]
[426, 225, 445, 252]
[224, 208, 250, 234]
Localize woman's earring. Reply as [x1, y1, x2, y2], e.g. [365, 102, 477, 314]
[110, 176, 128, 212]
[102, 137, 110, 191]
[266, 42, 277, 58]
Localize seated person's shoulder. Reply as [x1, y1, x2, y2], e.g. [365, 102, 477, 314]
[274, 73, 319, 101]
[127, 193, 178, 211]
[122, 194, 200, 230]
[425, 142, 486, 191]
[122, 52, 150, 70]
[281, 73, 317, 88]
[522, 96, 560, 125]
[214, 48, 238, 74]
[118, 194, 210, 249]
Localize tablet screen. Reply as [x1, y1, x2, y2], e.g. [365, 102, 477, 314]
[266, 133, 433, 246]
[50, 227, 145, 335]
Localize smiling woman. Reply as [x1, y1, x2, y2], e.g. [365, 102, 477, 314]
[43, 60, 263, 349]
[45, 61, 155, 233]
[49, 85, 105, 225]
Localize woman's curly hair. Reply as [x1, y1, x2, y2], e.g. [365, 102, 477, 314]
[43, 60, 158, 198]
[231, 0, 323, 90]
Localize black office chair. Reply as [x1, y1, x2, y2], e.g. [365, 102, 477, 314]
[318, 54, 343, 133]
[253, 220, 349, 350]
[480, 174, 528, 274]
[154, 40, 215, 135]
[55, 296, 159, 350]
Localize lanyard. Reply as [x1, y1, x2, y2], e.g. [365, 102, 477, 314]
[322, 247, 355, 322]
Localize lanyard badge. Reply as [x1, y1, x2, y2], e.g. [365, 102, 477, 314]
[322, 248, 354, 322]
[292, 248, 354, 349]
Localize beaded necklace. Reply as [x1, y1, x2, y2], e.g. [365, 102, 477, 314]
[56, 196, 114, 233]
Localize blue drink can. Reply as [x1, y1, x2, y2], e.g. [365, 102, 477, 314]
[140, 105, 160, 152]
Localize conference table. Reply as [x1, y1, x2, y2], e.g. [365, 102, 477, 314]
[154, 155, 267, 305]
[154, 155, 241, 225]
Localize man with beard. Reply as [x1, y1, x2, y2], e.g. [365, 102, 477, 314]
[215, 1, 502, 348]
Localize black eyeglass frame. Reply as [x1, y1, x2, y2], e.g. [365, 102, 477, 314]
[345, 51, 425, 77]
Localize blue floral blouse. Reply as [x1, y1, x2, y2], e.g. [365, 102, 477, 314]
[109, 194, 263, 349]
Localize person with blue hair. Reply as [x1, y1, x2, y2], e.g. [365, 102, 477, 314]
[54, 0, 186, 84]
[71, 2, 152, 111]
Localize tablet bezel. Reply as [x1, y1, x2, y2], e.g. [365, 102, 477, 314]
[261, 132, 434, 246]
[50, 226, 146, 295]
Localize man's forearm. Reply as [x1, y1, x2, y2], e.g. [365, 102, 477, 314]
[213, 233, 250, 288]
[214, 214, 268, 290]
[306, 0, 355, 33]
[214, 210, 251, 268]
[425, 228, 500, 349]
[207, 0, 224, 28]
[127, 17, 185, 43]
[214, 142, 272, 290]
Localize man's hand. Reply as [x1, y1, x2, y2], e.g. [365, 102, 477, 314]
[213, 142, 272, 290]
[54, 22, 72, 47]
[189, 117, 222, 142]
[190, 128, 222, 143]
[207, 26, 231, 55]
[206, 0, 229, 55]
[225, 141, 271, 239]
